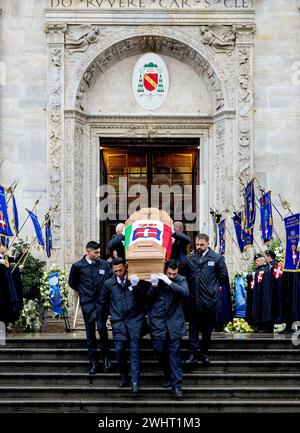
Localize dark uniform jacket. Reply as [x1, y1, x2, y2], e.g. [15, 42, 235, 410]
[68, 256, 112, 321]
[183, 248, 229, 312]
[146, 274, 189, 340]
[100, 275, 148, 341]
[170, 232, 191, 265]
[107, 234, 125, 259]
[0, 255, 23, 324]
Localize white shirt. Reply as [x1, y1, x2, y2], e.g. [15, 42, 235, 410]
[85, 256, 94, 265]
[117, 275, 128, 285]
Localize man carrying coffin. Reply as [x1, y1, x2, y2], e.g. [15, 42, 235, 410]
[100, 258, 149, 393]
[146, 259, 189, 399]
[68, 241, 112, 374]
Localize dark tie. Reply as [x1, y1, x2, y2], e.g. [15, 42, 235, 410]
[120, 278, 126, 287]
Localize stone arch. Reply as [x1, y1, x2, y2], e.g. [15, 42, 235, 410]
[65, 27, 234, 113]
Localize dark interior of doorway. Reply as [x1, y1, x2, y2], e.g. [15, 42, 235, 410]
[99, 137, 199, 258]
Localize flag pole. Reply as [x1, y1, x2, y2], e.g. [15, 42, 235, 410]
[8, 195, 43, 252]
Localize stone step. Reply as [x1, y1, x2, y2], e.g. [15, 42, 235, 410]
[1, 372, 300, 387]
[0, 348, 299, 361]
[4, 335, 296, 350]
[1, 360, 300, 373]
[1, 399, 300, 413]
[1, 385, 300, 400]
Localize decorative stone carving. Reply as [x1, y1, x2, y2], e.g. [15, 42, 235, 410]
[73, 35, 226, 114]
[215, 121, 226, 209]
[235, 24, 255, 199]
[45, 24, 67, 265]
[66, 25, 100, 54]
[140, 36, 162, 53]
[199, 26, 236, 55]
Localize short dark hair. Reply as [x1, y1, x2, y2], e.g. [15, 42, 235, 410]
[265, 250, 276, 260]
[86, 241, 101, 250]
[254, 253, 264, 260]
[112, 257, 126, 266]
[165, 259, 179, 270]
[195, 233, 209, 242]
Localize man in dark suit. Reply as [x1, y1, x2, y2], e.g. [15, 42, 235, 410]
[170, 221, 191, 271]
[146, 259, 189, 399]
[183, 233, 229, 366]
[68, 241, 112, 374]
[107, 223, 125, 259]
[100, 257, 148, 393]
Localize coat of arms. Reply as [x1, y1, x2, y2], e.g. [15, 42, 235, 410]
[133, 53, 169, 110]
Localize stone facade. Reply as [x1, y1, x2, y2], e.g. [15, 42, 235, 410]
[0, 0, 300, 281]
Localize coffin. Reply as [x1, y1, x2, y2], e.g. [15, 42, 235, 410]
[124, 208, 173, 280]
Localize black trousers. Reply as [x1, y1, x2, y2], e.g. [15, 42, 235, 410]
[188, 311, 216, 357]
[84, 313, 109, 363]
[152, 337, 182, 389]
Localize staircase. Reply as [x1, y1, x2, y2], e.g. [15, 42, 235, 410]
[0, 333, 300, 413]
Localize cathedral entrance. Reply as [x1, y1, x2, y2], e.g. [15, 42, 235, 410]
[99, 138, 199, 256]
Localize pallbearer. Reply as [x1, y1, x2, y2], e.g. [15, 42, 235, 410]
[146, 259, 189, 399]
[100, 258, 148, 393]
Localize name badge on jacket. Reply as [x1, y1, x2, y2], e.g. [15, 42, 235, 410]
[99, 269, 105, 275]
[208, 261, 215, 267]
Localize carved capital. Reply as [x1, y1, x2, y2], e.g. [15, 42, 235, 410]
[44, 23, 67, 44]
[234, 24, 256, 44]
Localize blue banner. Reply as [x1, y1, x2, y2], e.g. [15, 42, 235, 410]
[218, 219, 226, 255]
[12, 193, 19, 235]
[45, 217, 53, 258]
[260, 191, 273, 243]
[0, 236, 9, 248]
[27, 209, 45, 248]
[232, 212, 245, 253]
[0, 186, 13, 237]
[244, 179, 256, 231]
[49, 272, 63, 316]
[235, 276, 246, 318]
[284, 213, 300, 272]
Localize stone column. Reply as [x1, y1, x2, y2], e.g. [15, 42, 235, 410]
[44, 24, 67, 267]
[235, 24, 256, 204]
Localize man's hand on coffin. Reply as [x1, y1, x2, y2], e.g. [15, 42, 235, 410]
[150, 274, 159, 287]
[158, 273, 172, 286]
[130, 274, 140, 287]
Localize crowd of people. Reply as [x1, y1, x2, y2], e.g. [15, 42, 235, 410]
[69, 228, 230, 399]
[1, 220, 299, 400]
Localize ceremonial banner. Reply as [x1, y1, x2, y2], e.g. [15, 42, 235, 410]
[284, 213, 300, 272]
[242, 210, 253, 249]
[27, 210, 45, 248]
[218, 219, 226, 256]
[12, 193, 19, 235]
[235, 276, 246, 318]
[244, 179, 256, 231]
[259, 191, 273, 243]
[49, 272, 63, 316]
[0, 186, 13, 238]
[125, 219, 172, 259]
[232, 212, 245, 253]
[45, 217, 53, 258]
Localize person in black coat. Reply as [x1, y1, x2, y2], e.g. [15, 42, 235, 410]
[252, 253, 274, 333]
[100, 257, 149, 393]
[182, 233, 229, 365]
[107, 223, 125, 259]
[146, 259, 189, 399]
[170, 221, 191, 270]
[68, 241, 113, 374]
[0, 245, 23, 326]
